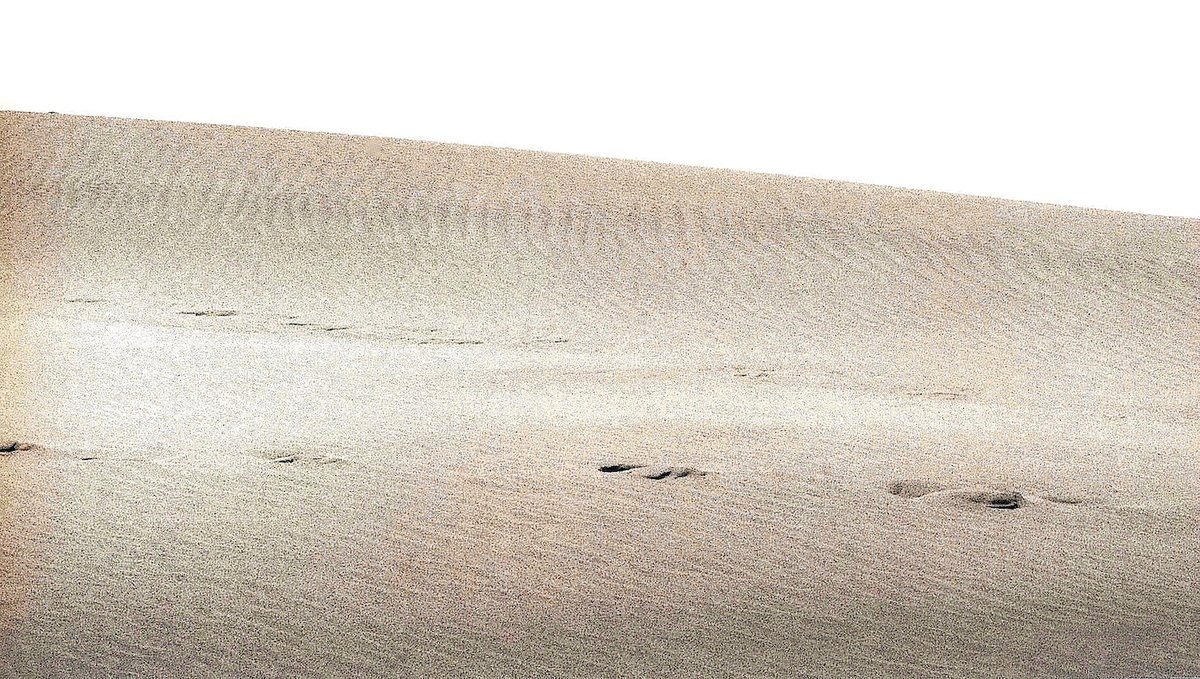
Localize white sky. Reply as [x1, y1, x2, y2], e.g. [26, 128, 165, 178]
[4, 1, 1198, 217]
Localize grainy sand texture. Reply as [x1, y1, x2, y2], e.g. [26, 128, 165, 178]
[1, 111, 1198, 678]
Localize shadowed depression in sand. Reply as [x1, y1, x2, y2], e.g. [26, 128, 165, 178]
[1, 112, 1198, 678]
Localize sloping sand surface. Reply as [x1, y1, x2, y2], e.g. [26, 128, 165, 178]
[1, 111, 1198, 678]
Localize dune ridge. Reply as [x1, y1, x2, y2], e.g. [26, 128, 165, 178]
[1, 111, 1197, 678]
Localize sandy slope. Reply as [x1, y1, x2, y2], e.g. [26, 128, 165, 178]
[1, 111, 1197, 678]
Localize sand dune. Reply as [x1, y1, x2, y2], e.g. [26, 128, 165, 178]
[1, 111, 1197, 678]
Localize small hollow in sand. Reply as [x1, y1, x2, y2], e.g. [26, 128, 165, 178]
[1042, 495, 1084, 505]
[180, 310, 237, 317]
[1, 441, 32, 455]
[886, 479, 946, 499]
[640, 466, 707, 481]
[599, 463, 645, 473]
[966, 490, 1026, 510]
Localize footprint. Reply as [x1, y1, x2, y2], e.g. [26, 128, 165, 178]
[267, 454, 343, 466]
[886, 479, 947, 499]
[886, 480, 1073, 511]
[639, 466, 706, 480]
[963, 490, 1026, 510]
[1, 441, 33, 456]
[597, 463, 706, 479]
[1040, 494, 1084, 505]
[599, 463, 645, 473]
[905, 390, 967, 401]
[181, 310, 237, 317]
[283, 322, 351, 332]
[415, 337, 483, 345]
[732, 367, 775, 379]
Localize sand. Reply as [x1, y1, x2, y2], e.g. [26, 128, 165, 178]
[1, 111, 1197, 678]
